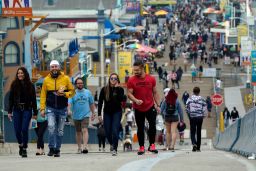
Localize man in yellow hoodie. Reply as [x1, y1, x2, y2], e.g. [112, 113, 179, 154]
[40, 60, 75, 157]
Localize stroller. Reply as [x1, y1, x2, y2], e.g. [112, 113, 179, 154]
[156, 115, 165, 145]
[123, 124, 132, 152]
[177, 121, 186, 145]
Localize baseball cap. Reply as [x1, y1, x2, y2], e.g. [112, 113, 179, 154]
[164, 88, 170, 97]
[50, 60, 60, 66]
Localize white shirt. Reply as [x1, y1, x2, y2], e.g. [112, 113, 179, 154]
[126, 111, 134, 122]
[105, 58, 110, 64]
[216, 79, 221, 88]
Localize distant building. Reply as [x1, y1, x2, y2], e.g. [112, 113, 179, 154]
[0, 17, 26, 110]
[32, 0, 125, 29]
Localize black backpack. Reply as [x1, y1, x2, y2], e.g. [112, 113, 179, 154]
[165, 102, 176, 116]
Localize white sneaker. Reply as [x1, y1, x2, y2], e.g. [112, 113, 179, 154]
[248, 153, 256, 160]
[112, 150, 117, 156]
[77, 148, 82, 154]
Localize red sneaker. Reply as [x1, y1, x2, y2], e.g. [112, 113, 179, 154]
[137, 146, 145, 155]
[148, 144, 158, 154]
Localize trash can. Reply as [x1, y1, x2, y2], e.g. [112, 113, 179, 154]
[48, 0, 54, 5]
[246, 82, 251, 89]
[92, 52, 99, 62]
[216, 68, 221, 78]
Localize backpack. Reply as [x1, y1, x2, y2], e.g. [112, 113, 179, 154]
[165, 102, 176, 116]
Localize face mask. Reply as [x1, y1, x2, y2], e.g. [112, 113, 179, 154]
[50, 70, 60, 78]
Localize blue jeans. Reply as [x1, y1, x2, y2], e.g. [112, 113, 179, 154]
[46, 107, 67, 150]
[104, 111, 122, 151]
[13, 109, 32, 148]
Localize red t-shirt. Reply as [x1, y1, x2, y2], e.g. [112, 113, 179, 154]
[127, 74, 156, 112]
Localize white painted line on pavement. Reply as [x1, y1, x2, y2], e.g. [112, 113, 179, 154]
[223, 152, 256, 171]
[117, 152, 176, 171]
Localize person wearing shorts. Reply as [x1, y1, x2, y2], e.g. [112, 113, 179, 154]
[68, 78, 96, 154]
[160, 89, 184, 151]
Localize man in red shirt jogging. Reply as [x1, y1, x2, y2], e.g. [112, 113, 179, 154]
[127, 60, 161, 155]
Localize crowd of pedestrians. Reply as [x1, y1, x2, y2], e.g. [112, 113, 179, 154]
[7, 1, 244, 159]
[7, 60, 212, 158]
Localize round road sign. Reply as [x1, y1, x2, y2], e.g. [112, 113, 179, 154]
[211, 94, 223, 106]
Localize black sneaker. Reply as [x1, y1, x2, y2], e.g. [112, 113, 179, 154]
[110, 145, 113, 152]
[54, 149, 60, 157]
[21, 148, 27, 158]
[170, 148, 175, 152]
[82, 148, 88, 154]
[19, 146, 23, 156]
[179, 140, 184, 145]
[48, 148, 55, 156]
[192, 145, 197, 152]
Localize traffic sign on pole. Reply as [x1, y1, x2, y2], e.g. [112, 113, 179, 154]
[211, 94, 224, 106]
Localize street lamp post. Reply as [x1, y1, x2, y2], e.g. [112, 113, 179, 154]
[114, 41, 118, 74]
[225, 3, 235, 27]
[229, 17, 253, 85]
[0, 31, 6, 142]
[100, 29, 105, 87]
[99, 27, 126, 87]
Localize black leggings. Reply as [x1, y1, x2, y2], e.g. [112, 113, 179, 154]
[98, 135, 106, 148]
[134, 106, 157, 147]
[34, 121, 48, 149]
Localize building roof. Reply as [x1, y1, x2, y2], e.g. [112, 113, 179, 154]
[46, 28, 99, 51]
[32, 0, 117, 10]
[42, 38, 65, 52]
[33, 28, 49, 40]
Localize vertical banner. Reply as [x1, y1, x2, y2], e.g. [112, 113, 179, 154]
[33, 40, 39, 64]
[240, 36, 252, 66]
[219, 0, 227, 11]
[251, 51, 256, 85]
[140, 0, 143, 16]
[237, 24, 248, 50]
[1, 0, 32, 17]
[0, 0, 2, 14]
[118, 51, 132, 83]
[126, 0, 140, 13]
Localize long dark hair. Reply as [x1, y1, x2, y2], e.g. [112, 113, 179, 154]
[10, 67, 33, 97]
[165, 88, 178, 105]
[104, 73, 120, 101]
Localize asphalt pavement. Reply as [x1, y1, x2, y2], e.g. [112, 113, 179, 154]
[0, 142, 256, 171]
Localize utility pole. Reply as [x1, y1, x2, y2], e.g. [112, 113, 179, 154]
[100, 29, 105, 87]
[0, 30, 6, 142]
[114, 41, 118, 74]
[24, 20, 32, 76]
[98, 0, 106, 87]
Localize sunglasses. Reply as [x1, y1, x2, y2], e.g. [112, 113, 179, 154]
[110, 77, 118, 81]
